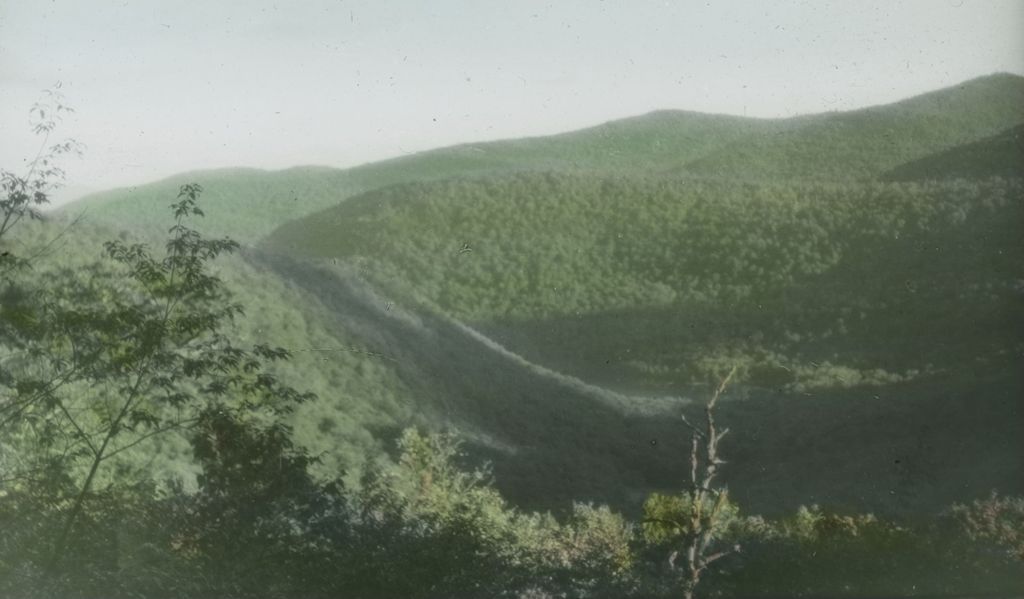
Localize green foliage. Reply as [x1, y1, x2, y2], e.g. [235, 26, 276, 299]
[943, 492, 1024, 563]
[713, 502, 1024, 597]
[642, 492, 740, 546]
[177, 409, 343, 598]
[0, 481, 188, 598]
[346, 429, 541, 597]
[335, 429, 638, 599]
[549, 504, 636, 595]
[1, 181, 314, 584]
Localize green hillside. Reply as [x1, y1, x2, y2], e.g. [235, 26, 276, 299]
[264, 173, 1022, 386]
[65, 73, 1024, 243]
[2, 217, 406, 480]
[62, 166, 357, 243]
[679, 72, 1024, 180]
[61, 112, 778, 243]
[883, 124, 1024, 181]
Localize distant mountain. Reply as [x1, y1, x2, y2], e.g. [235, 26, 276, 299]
[59, 112, 779, 243]
[63, 73, 1024, 242]
[882, 124, 1024, 181]
[60, 166, 356, 243]
[678, 73, 1024, 180]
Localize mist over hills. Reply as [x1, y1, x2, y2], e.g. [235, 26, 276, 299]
[48, 73, 1024, 518]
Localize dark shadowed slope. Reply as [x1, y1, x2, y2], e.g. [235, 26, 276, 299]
[245, 251, 1024, 517]
[883, 124, 1024, 181]
[244, 250, 688, 511]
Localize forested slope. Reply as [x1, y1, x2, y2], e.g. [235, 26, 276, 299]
[34, 163, 1024, 519]
[264, 174, 1023, 388]
[883, 124, 1024, 181]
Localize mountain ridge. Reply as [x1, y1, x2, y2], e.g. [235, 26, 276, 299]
[61, 72, 1024, 242]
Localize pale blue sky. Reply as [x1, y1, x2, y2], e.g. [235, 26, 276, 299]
[1, 0, 1022, 203]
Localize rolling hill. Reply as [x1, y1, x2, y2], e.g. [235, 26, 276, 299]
[678, 72, 1024, 180]
[64, 73, 1024, 242]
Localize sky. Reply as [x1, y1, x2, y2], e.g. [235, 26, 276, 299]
[1, 0, 1022, 205]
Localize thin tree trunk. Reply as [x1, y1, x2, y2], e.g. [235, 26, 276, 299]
[47, 367, 148, 572]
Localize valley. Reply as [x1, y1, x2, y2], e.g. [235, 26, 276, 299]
[54, 73, 1024, 519]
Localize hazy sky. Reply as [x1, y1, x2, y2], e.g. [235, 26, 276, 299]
[1, 0, 1022, 203]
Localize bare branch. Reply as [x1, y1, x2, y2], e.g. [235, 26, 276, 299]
[706, 365, 737, 412]
[680, 413, 705, 438]
[675, 366, 739, 599]
[701, 544, 741, 568]
[689, 433, 699, 490]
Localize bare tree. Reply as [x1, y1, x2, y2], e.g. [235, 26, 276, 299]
[673, 367, 741, 599]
